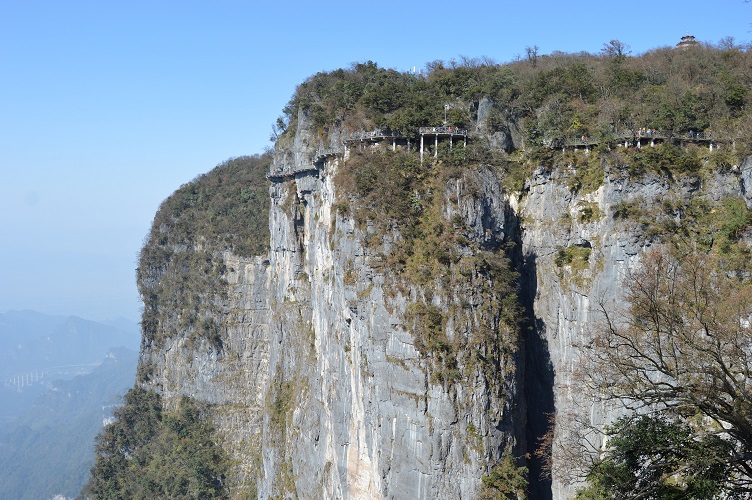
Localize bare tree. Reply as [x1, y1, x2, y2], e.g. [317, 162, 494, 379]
[525, 45, 539, 68]
[583, 246, 752, 493]
[600, 39, 631, 59]
[270, 116, 287, 142]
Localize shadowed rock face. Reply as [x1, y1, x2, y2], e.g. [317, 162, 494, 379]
[135, 106, 752, 498]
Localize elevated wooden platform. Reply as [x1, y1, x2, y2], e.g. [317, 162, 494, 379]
[267, 125, 474, 176]
[418, 126, 468, 138]
[345, 128, 404, 143]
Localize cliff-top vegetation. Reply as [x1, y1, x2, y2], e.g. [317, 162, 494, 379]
[277, 38, 750, 192]
[283, 39, 750, 144]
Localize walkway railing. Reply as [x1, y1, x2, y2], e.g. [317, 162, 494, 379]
[268, 124, 476, 175]
[418, 126, 468, 136]
[559, 129, 725, 149]
[348, 128, 404, 141]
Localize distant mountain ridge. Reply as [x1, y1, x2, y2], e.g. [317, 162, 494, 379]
[0, 310, 140, 499]
[0, 310, 140, 380]
[0, 346, 138, 500]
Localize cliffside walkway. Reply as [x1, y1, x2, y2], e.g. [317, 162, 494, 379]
[267, 148, 344, 181]
[562, 129, 727, 151]
[344, 126, 469, 161]
[314, 147, 343, 163]
[345, 128, 410, 152]
[346, 128, 404, 143]
[268, 125, 471, 179]
[267, 163, 321, 181]
[418, 126, 468, 162]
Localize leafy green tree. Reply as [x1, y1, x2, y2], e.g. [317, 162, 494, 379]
[576, 415, 731, 499]
[479, 446, 529, 500]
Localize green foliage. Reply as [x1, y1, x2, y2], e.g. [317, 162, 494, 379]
[554, 244, 593, 288]
[565, 149, 606, 194]
[500, 155, 533, 193]
[280, 43, 752, 174]
[138, 248, 227, 354]
[264, 370, 306, 497]
[577, 202, 602, 223]
[611, 199, 646, 220]
[269, 380, 297, 433]
[145, 155, 271, 258]
[337, 148, 426, 228]
[623, 143, 701, 177]
[84, 388, 229, 499]
[406, 302, 451, 357]
[633, 195, 752, 271]
[479, 446, 528, 500]
[555, 244, 591, 270]
[576, 415, 731, 500]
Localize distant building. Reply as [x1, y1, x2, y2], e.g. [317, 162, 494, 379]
[676, 34, 700, 49]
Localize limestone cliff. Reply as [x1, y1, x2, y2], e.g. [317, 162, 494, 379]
[136, 112, 527, 498]
[133, 106, 752, 498]
[520, 159, 752, 498]
[135, 121, 752, 500]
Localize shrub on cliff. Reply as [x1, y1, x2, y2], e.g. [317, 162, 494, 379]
[144, 154, 271, 258]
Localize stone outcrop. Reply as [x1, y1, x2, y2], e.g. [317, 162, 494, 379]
[519, 160, 752, 498]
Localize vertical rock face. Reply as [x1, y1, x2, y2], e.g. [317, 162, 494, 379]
[518, 162, 752, 499]
[139, 113, 526, 499]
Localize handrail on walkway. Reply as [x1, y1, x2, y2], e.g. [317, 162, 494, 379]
[418, 126, 468, 136]
[560, 129, 724, 149]
[348, 128, 403, 141]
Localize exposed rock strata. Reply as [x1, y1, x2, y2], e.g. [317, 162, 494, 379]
[519, 161, 752, 499]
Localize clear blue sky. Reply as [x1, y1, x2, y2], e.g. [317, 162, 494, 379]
[1, 0, 749, 322]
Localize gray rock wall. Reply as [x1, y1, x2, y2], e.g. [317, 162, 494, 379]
[518, 160, 752, 499]
[257, 120, 524, 498]
[139, 113, 526, 499]
[137, 105, 752, 498]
